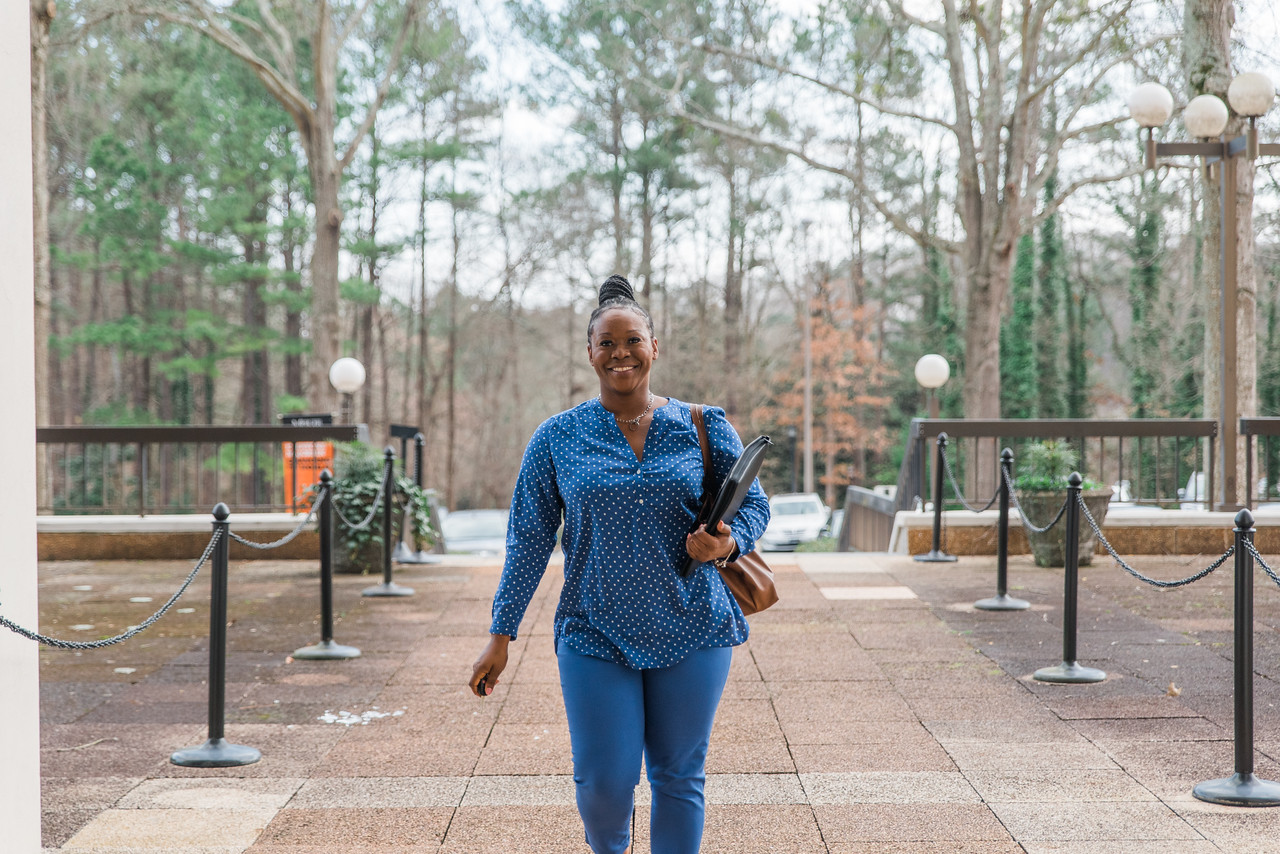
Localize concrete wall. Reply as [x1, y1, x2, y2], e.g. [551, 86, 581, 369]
[0, 6, 43, 851]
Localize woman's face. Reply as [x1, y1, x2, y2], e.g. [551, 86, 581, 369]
[587, 308, 659, 397]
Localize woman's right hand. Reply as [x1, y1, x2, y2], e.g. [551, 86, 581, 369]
[469, 634, 511, 697]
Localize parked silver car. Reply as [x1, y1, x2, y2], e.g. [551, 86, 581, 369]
[759, 493, 829, 551]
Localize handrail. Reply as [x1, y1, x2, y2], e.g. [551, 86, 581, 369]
[37, 425, 360, 443]
[36, 424, 363, 515]
[912, 418, 1217, 440]
[1241, 418, 1280, 509]
[881, 417, 1222, 543]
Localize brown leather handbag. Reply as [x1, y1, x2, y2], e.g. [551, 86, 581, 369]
[691, 405, 779, 616]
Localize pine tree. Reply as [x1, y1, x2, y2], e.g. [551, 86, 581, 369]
[1000, 234, 1036, 418]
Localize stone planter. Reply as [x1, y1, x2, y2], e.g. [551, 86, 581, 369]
[1018, 488, 1112, 568]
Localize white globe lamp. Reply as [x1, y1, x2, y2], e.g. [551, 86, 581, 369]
[1184, 94, 1229, 139]
[329, 357, 366, 424]
[1128, 82, 1174, 128]
[915, 354, 949, 420]
[914, 354, 950, 389]
[1227, 72, 1276, 118]
[328, 357, 366, 394]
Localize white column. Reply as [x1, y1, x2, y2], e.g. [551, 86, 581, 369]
[0, 5, 43, 852]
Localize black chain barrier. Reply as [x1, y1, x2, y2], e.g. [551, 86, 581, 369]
[332, 457, 393, 531]
[939, 443, 1001, 513]
[228, 490, 324, 550]
[0, 529, 222, 649]
[1001, 466, 1068, 534]
[1077, 492, 1234, 588]
[1244, 541, 1280, 589]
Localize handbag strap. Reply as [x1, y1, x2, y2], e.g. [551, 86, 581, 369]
[691, 404, 716, 499]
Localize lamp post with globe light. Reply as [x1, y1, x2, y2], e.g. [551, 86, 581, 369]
[1129, 74, 1279, 510]
[328, 357, 366, 426]
[913, 354, 956, 563]
[914, 353, 950, 420]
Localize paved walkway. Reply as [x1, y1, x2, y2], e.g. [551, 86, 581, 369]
[33, 546, 1280, 852]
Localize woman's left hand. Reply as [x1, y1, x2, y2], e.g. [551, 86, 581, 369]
[686, 520, 736, 564]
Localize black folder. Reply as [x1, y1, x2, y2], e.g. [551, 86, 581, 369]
[682, 435, 772, 576]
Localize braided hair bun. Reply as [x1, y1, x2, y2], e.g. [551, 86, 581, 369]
[598, 274, 635, 305]
[587, 274, 654, 341]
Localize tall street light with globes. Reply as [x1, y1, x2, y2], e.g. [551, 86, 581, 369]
[1128, 73, 1278, 511]
[1132, 73, 1280, 807]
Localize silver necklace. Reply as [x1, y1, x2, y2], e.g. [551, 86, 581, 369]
[611, 393, 654, 432]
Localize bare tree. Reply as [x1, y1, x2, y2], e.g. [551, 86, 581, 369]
[664, 0, 1148, 451]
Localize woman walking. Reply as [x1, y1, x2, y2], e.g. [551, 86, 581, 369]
[469, 274, 770, 853]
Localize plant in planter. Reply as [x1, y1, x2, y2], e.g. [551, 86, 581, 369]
[325, 442, 436, 574]
[1013, 440, 1112, 568]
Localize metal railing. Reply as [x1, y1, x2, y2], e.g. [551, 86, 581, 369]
[905, 418, 1218, 512]
[1243, 417, 1280, 509]
[36, 424, 360, 515]
[842, 417, 1221, 553]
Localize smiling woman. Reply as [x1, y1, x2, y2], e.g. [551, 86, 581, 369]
[468, 274, 770, 854]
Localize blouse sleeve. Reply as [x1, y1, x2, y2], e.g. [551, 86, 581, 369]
[489, 421, 562, 640]
[704, 406, 770, 557]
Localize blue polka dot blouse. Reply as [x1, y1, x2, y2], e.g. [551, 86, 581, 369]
[488, 397, 771, 669]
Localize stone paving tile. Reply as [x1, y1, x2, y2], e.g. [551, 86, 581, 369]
[827, 845, 1025, 854]
[458, 775, 577, 806]
[924, 719, 1089, 744]
[940, 739, 1121, 772]
[781, 718, 938, 746]
[288, 777, 467, 808]
[1068, 715, 1229, 742]
[254, 807, 453, 848]
[40, 777, 141, 812]
[800, 771, 981, 804]
[965, 768, 1159, 802]
[61, 807, 278, 849]
[437, 805, 591, 852]
[700, 804, 825, 848]
[40, 723, 201, 778]
[116, 778, 303, 810]
[704, 772, 807, 804]
[790, 740, 959, 774]
[813, 803, 1012, 842]
[988, 801, 1203, 841]
[1019, 844, 1221, 854]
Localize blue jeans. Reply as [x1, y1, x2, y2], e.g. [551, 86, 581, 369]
[557, 642, 733, 854]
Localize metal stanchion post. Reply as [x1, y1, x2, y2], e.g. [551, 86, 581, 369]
[364, 448, 414, 597]
[914, 433, 957, 562]
[1034, 473, 1106, 683]
[171, 503, 261, 767]
[295, 472, 361, 659]
[1194, 509, 1280, 806]
[405, 432, 440, 564]
[976, 449, 1029, 611]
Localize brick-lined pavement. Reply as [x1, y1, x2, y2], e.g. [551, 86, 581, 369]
[33, 547, 1280, 852]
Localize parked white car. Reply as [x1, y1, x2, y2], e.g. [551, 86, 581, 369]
[759, 493, 829, 551]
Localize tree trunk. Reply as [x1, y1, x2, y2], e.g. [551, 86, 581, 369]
[1184, 0, 1250, 505]
[723, 167, 742, 421]
[305, 126, 342, 416]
